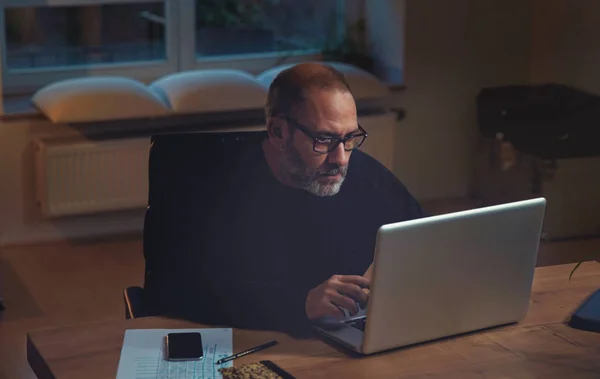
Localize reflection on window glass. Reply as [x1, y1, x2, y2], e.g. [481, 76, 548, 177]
[4, 2, 166, 70]
[195, 0, 342, 58]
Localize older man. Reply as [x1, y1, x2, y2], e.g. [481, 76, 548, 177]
[150, 62, 425, 334]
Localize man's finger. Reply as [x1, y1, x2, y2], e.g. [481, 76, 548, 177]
[330, 292, 359, 316]
[323, 303, 347, 320]
[336, 275, 370, 289]
[360, 288, 370, 309]
[335, 282, 369, 305]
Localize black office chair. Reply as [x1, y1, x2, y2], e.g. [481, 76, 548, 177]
[123, 286, 148, 319]
[123, 129, 268, 319]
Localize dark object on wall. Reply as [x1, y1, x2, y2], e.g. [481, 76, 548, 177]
[474, 84, 600, 241]
[568, 288, 600, 334]
[477, 83, 600, 159]
[0, 297, 4, 311]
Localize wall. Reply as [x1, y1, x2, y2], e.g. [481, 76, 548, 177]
[530, 0, 600, 94]
[393, 0, 532, 200]
[0, 118, 147, 246]
[0, 0, 535, 246]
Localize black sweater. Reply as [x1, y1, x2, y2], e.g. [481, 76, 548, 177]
[145, 139, 425, 335]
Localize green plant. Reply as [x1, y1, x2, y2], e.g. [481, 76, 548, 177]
[568, 253, 600, 281]
[569, 262, 584, 281]
[321, 17, 374, 72]
[196, 0, 267, 29]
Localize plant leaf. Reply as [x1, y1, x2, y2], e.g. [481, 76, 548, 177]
[569, 261, 583, 282]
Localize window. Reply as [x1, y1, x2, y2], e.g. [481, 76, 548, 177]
[0, 0, 347, 97]
[4, 2, 167, 70]
[193, 0, 341, 58]
[0, 0, 180, 96]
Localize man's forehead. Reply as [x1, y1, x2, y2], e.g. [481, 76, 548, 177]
[289, 117, 358, 138]
[291, 91, 357, 135]
[317, 124, 360, 137]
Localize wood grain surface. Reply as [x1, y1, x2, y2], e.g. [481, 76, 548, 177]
[26, 262, 600, 379]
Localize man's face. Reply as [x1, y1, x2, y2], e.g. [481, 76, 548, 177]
[279, 89, 359, 197]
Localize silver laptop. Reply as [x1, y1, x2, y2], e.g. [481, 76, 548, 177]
[315, 197, 547, 355]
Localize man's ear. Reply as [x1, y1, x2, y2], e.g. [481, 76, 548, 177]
[273, 124, 283, 138]
[267, 117, 287, 147]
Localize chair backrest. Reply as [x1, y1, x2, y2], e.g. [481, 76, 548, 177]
[142, 129, 268, 315]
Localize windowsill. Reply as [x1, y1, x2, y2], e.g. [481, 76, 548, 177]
[0, 96, 45, 121]
[0, 83, 406, 122]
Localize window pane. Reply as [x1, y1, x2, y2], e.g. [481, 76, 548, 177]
[195, 0, 342, 58]
[4, 2, 166, 70]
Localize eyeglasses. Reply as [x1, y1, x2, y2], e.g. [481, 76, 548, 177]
[283, 117, 368, 154]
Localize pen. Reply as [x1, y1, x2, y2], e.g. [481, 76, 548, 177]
[215, 340, 278, 365]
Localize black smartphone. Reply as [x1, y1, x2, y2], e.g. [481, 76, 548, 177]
[165, 332, 204, 361]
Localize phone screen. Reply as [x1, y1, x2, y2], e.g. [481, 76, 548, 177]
[166, 332, 204, 361]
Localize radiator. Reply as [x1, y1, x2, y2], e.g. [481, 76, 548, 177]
[33, 137, 151, 218]
[31, 113, 396, 218]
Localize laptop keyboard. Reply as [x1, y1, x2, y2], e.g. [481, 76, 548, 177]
[346, 317, 367, 332]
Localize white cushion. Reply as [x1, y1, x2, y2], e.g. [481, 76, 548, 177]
[256, 61, 390, 101]
[149, 69, 268, 114]
[32, 76, 170, 123]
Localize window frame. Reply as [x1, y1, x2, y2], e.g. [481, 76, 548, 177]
[0, 0, 180, 97]
[0, 0, 349, 100]
[178, 0, 347, 75]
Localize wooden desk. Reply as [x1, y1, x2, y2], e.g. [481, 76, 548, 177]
[27, 263, 600, 379]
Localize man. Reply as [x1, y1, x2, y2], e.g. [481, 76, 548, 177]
[147, 62, 425, 335]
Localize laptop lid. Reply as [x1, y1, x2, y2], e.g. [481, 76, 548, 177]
[362, 198, 546, 354]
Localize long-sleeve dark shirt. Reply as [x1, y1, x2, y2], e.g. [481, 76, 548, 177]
[144, 138, 425, 336]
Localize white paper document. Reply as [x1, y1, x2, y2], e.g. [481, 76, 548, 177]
[116, 328, 233, 379]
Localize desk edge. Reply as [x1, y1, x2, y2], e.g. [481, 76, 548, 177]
[27, 334, 56, 379]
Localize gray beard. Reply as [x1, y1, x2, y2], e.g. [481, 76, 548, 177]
[278, 142, 348, 197]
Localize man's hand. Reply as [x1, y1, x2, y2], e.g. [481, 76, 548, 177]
[305, 275, 370, 321]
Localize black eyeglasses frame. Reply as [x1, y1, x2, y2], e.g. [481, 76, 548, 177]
[281, 116, 368, 154]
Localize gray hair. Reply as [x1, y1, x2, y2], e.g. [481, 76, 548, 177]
[264, 63, 353, 120]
